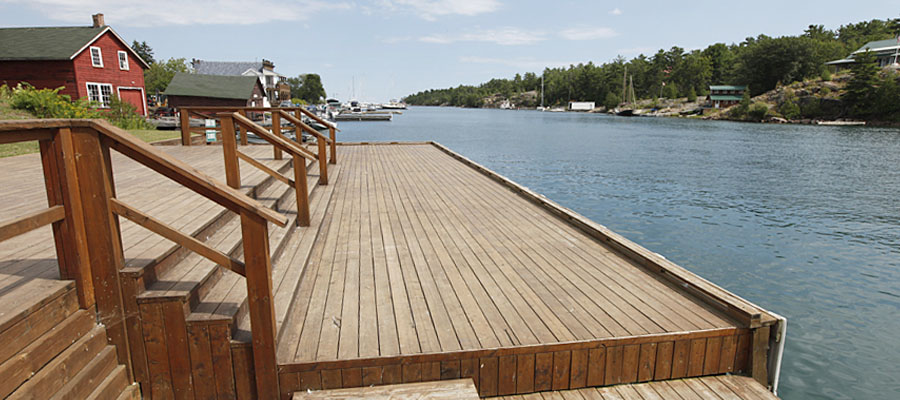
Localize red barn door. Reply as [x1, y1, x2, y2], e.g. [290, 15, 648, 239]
[118, 87, 146, 116]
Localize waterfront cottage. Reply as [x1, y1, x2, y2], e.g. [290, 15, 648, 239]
[163, 73, 266, 108]
[0, 14, 150, 115]
[707, 85, 747, 108]
[826, 37, 900, 70]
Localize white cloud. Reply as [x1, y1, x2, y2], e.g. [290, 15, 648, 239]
[559, 27, 617, 41]
[460, 56, 574, 70]
[421, 27, 545, 46]
[380, 0, 501, 20]
[609, 8, 622, 15]
[5, 0, 350, 26]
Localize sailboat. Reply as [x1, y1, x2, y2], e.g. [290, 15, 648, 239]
[536, 74, 547, 111]
[616, 68, 639, 116]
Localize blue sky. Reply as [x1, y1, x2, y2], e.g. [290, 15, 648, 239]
[1, 1, 896, 102]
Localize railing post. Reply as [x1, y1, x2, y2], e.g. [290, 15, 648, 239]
[179, 108, 191, 146]
[239, 109, 249, 145]
[220, 114, 242, 189]
[239, 210, 280, 399]
[39, 131, 94, 309]
[272, 111, 282, 160]
[293, 153, 311, 227]
[317, 136, 328, 185]
[329, 126, 337, 164]
[61, 126, 133, 378]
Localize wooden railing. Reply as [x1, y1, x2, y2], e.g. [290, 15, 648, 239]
[0, 119, 286, 399]
[219, 112, 318, 227]
[276, 110, 331, 185]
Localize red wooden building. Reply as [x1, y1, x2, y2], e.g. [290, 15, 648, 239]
[0, 14, 150, 115]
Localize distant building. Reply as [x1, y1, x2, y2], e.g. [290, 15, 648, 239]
[0, 13, 150, 115]
[164, 73, 266, 108]
[191, 59, 288, 106]
[707, 85, 746, 108]
[826, 37, 900, 70]
[568, 101, 595, 111]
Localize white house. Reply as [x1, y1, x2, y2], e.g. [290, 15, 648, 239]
[191, 59, 290, 106]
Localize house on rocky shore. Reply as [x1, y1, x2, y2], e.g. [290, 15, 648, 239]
[707, 85, 747, 108]
[826, 37, 900, 70]
[0, 13, 150, 115]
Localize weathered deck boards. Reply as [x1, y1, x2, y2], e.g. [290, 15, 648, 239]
[293, 379, 479, 399]
[276, 144, 773, 396]
[279, 144, 737, 362]
[489, 375, 779, 399]
[0, 145, 290, 297]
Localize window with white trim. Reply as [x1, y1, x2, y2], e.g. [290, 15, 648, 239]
[118, 51, 129, 70]
[90, 46, 103, 67]
[87, 83, 114, 107]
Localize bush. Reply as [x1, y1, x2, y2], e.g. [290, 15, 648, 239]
[748, 102, 770, 120]
[5, 82, 152, 129]
[777, 89, 801, 120]
[821, 68, 832, 81]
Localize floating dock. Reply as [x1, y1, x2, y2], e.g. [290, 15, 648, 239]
[0, 117, 783, 399]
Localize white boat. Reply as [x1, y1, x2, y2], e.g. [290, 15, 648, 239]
[382, 100, 407, 110]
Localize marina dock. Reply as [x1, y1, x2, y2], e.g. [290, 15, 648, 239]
[0, 114, 784, 399]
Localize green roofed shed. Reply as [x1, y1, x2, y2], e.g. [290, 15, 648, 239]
[709, 85, 747, 91]
[164, 73, 266, 107]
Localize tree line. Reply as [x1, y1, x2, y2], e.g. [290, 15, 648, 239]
[404, 18, 899, 108]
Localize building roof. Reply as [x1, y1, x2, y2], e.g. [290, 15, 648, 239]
[0, 25, 149, 68]
[709, 95, 743, 101]
[852, 38, 900, 55]
[709, 85, 747, 91]
[163, 73, 259, 100]
[192, 60, 262, 76]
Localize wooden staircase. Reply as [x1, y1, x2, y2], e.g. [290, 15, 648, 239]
[0, 280, 139, 399]
[125, 157, 338, 398]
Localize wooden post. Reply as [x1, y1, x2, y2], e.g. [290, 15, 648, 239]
[64, 127, 133, 377]
[239, 109, 248, 145]
[750, 326, 771, 387]
[39, 132, 94, 308]
[328, 126, 337, 164]
[220, 114, 242, 189]
[179, 108, 191, 146]
[317, 137, 328, 185]
[293, 153, 310, 227]
[272, 112, 282, 160]
[239, 210, 280, 399]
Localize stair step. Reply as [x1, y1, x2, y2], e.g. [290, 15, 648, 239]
[0, 309, 94, 398]
[115, 383, 142, 400]
[85, 364, 129, 400]
[47, 346, 118, 400]
[0, 280, 77, 365]
[8, 324, 108, 399]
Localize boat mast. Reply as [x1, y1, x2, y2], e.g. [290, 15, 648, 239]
[540, 74, 544, 109]
[622, 65, 627, 106]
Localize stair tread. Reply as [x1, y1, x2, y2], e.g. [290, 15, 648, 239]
[7, 324, 107, 400]
[0, 309, 95, 398]
[0, 278, 74, 335]
[0, 281, 78, 365]
[47, 345, 117, 400]
[86, 364, 128, 400]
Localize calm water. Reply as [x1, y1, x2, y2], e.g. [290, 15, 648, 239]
[338, 107, 900, 399]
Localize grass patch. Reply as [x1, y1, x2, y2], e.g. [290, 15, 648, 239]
[0, 129, 180, 158]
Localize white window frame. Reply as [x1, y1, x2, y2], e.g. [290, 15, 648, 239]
[86, 82, 114, 108]
[90, 46, 103, 68]
[117, 50, 129, 70]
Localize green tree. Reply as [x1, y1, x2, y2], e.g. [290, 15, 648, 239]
[130, 40, 155, 65]
[144, 58, 190, 94]
[842, 51, 880, 116]
[296, 74, 326, 103]
[603, 92, 621, 109]
[777, 89, 801, 120]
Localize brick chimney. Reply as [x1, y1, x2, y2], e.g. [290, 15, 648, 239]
[92, 13, 105, 28]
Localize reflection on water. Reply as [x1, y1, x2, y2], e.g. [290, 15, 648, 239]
[339, 107, 900, 399]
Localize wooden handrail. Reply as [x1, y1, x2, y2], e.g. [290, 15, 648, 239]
[110, 198, 246, 276]
[294, 107, 341, 132]
[236, 150, 294, 186]
[277, 110, 332, 143]
[227, 113, 317, 162]
[0, 205, 65, 242]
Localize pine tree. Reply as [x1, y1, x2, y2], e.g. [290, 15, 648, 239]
[842, 51, 880, 117]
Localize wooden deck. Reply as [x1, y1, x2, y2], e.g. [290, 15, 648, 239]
[490, 375, 778, 399]
[0, 145, 289, 302]
[275, 144, 777, 397]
